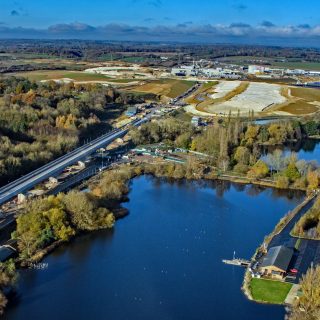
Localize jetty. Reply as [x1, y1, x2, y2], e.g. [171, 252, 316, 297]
[222, 258, 251, 267]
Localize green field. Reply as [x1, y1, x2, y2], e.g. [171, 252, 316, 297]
[271, 61, 320, 71]
[217, 55, 320, 71]
[166, 80, 195, 98]
[250, 278, 292, 304]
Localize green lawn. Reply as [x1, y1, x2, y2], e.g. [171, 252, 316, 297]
[250, 278, 292, 304]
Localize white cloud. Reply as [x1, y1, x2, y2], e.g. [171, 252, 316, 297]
[0, 22, 319, 46]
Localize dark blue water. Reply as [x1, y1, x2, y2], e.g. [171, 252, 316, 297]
[289, 139, 320, 162]
[5, 177, 304, 320]
[261, 139, 320, 163]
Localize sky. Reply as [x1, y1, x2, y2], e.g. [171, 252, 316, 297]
[0, 0, 320, 46]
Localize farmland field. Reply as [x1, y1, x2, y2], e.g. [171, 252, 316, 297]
[216, 56, 320, 71]
[13, 70, 111, 82]
[124, 79, 195, 98]
[278, 101, 318, 115]
[276, 87, 320, 115]
[290, 87, 320, 100]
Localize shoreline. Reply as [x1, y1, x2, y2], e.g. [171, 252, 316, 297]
[15, 167, 308, 267]
[241, 192, 318, 306]
[4, 165, 312, 315]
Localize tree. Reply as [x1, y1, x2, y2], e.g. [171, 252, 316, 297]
[275, 176, 290, 189]
[234, 146, 250, 165]
[218, 156, 230, 172]
[15, 195, 75, 258]
[303, 121, 319, 136]
[63, 191, 96, 230]
[307, 171, 319, 190]
[268, 124, 287, 144]
[285, 162, 301, 182]
[63, 191, 115, 230]
[247, 160, 269, 179]
[0, 292, 7, 316]
[288, 265, 320, 320]
[266, 149, 284, 173]
[0, 260, 17, 315]
[244, 125, 259, 145]
[296, 160, 309, 176]
[175, 132, 192, 149]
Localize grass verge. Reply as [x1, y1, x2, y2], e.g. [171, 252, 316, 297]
[250, 278, 292, 304]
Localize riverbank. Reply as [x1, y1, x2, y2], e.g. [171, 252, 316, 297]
[1, 161, 310, 315]
[19, 161, 308, 266]
[135, 160, 309, 193]
[18, 205, 129, 267]
[242, 192, 318, 306]
[5, 175, 298, 320]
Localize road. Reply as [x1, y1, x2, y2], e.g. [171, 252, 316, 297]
[267, 194, 320, 283]
[0, 116, 148, 206]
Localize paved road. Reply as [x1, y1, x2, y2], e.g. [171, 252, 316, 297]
[0, 117, 148, 205]
[268, 195, 320, 283]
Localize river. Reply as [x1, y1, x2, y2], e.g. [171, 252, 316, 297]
[5, 176, 304, 320]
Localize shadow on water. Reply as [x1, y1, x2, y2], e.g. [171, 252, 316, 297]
[5, 176, 304, 320]
[147, 175, 304, 201]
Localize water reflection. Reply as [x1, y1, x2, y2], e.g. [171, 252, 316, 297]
[5, 176, 304, 320]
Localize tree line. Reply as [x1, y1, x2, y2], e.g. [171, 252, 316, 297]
[130, 116, 320, 191]
[0, 76, 143, 185]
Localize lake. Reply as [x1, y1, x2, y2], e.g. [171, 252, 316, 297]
[261, 138, 320, 163]
[5, 177, 304, 320]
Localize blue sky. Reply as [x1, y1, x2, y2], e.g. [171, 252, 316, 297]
[0, 0, 320, 46]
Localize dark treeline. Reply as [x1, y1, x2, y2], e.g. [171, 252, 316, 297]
[1, 40, 320, 62]
[0, 77, 143, 185]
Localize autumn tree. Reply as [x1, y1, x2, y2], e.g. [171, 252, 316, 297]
[247, 160, 269, 179]
[288, 265, 320, 320]
[307, 170, 319, 190]
[0, 260, 17, 315]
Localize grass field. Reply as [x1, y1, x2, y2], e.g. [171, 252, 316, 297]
[291, 87, 320, 101]
[216, 56, 320, 71]
[279, 101, 319, 115]
[250, 278, 292, 304]
[276, 86, 320, 115]
[14, 70, 112, 82]
[125, 79, 195, 98]
[272, 61, 320, 71]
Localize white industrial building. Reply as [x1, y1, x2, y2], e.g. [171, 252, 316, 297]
[171, 65, 197, 76]
[248, 65, 265, 74]
[172, 65, 241, 79]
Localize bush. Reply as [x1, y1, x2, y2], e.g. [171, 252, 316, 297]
[276, 175, 290, 189]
